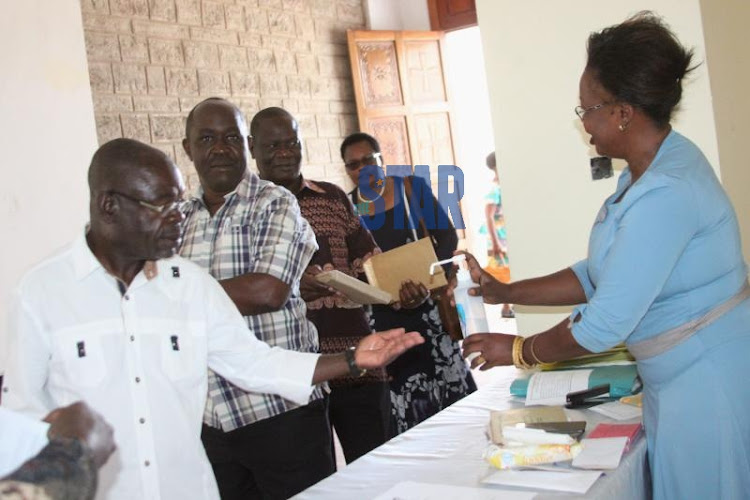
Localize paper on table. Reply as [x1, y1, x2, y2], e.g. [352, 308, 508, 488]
[589, 401, 643, 421]
[525, 370, 592, 406]
[482, 469, 602, 494]
[373, 480, 535, 500]
[572, 437, 629, 470]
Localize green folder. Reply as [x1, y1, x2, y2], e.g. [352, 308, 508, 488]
[510, 364, 641, 399]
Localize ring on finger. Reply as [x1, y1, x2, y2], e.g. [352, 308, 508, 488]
[475, 355, 486, 366]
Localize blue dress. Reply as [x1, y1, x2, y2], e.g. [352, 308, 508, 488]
[570, 130, 750, 499]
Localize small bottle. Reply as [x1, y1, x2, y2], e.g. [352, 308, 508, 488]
[453, 266, 489, 338]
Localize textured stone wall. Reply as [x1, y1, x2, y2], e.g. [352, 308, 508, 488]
[80, 0, 365, 189]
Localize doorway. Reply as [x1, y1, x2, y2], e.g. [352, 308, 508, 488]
[444, 26, 516, 337]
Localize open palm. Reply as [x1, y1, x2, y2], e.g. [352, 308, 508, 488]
[355, 328, 424, 369]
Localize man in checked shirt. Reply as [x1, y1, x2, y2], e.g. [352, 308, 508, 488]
[180, 98, 333, 499]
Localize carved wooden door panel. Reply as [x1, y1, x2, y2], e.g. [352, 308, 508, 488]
[347, 30, 462, 234]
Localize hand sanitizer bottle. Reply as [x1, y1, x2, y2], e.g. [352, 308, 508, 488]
[453, 266, 489, 338]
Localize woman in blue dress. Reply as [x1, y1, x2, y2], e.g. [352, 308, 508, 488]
[458, 13, 750, 499]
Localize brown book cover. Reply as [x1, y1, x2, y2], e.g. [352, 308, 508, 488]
[362, 238, 448, 299]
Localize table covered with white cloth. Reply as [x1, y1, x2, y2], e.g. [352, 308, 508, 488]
[296, 366, 648, 499]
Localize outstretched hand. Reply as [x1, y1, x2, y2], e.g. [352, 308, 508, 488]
[355, 328, 424, 369]
[462, 332, 515, 371]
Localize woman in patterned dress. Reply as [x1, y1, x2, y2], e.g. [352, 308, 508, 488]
[341, 132, 476, 434]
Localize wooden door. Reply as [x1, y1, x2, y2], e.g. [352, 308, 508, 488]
[427, 0, 477, 31]
[347, 29, 460, 224]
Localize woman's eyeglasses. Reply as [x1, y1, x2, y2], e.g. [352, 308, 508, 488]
[344, 152, 383, 171]
[574, 102, 610, 120]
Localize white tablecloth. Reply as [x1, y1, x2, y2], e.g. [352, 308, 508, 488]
[296, 366, 649, 499]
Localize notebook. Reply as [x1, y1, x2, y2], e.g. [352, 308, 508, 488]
[587, 423, 642, 452]
[315, 270, 392, 305]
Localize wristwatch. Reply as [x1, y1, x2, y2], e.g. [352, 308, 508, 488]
[345, 346, 367, 377]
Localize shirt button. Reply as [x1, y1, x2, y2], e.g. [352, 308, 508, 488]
[144, 460, 150, 467]
[124, 295, 130, 301]
[135, 377, 141, 383]
[2, 387, 8, 393]
[130, 335, 135, 342]
[139, 418, 146, 424]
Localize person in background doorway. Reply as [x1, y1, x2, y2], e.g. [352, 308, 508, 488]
[480, 151, 514, 318]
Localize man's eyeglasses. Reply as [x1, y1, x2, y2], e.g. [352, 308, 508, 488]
[108, 191, 183, 215]
[575, 102, 609, 120]
[344, 152, 383, 171]
[264, 139, 302, 154]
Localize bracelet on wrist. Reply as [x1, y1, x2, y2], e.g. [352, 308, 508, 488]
[345, 347, 367, 377]
[529, 335, 544, 364]
[512, 335, 536, 369]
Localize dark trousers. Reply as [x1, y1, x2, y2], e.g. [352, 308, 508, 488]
[328, 381, 391, 464]
[201, 398, 335, 500]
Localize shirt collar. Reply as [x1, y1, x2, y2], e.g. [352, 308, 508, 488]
[297, 176, 325, 195]
[188, 169, 257, 207]
[72, 227, 102, 282]
[73, 226, 165, 290]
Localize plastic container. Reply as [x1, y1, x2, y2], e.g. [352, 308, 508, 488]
[453, 266, 489, 338]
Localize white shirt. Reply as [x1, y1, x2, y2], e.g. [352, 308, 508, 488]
[0, 407, 50, 477]
[1, 234, 320, 500]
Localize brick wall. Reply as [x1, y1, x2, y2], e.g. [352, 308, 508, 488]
[80, 0, 365, 190]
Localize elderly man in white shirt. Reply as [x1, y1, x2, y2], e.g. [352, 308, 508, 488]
[1, 138, 422, 500]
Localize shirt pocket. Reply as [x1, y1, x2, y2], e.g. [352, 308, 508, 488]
[159, 322, 207, 383]
[53, 329, 108, 388]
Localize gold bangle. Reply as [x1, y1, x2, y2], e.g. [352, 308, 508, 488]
[511, 335, 522, 368]
[512, 335, 536, 370]
[529, 335, 544, 364]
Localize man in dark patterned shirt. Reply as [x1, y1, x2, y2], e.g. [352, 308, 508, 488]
[251, 107, 427, 463]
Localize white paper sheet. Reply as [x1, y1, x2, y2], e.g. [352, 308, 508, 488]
[525, 369, 592, 406]
[573, 437, 629, 470]
[482, 469, 603, 494]
[372, 481, 535, 500]
[589, 401, 643, 420]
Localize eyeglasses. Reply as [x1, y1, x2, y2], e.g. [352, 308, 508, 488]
[108, 190, 183, 215]
[344, 152, 383, 171]
[575, 102, 609, 120]
[264, 139, 302, 154]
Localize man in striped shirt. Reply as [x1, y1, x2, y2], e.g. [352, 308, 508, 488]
[180, 98, 332, 499]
